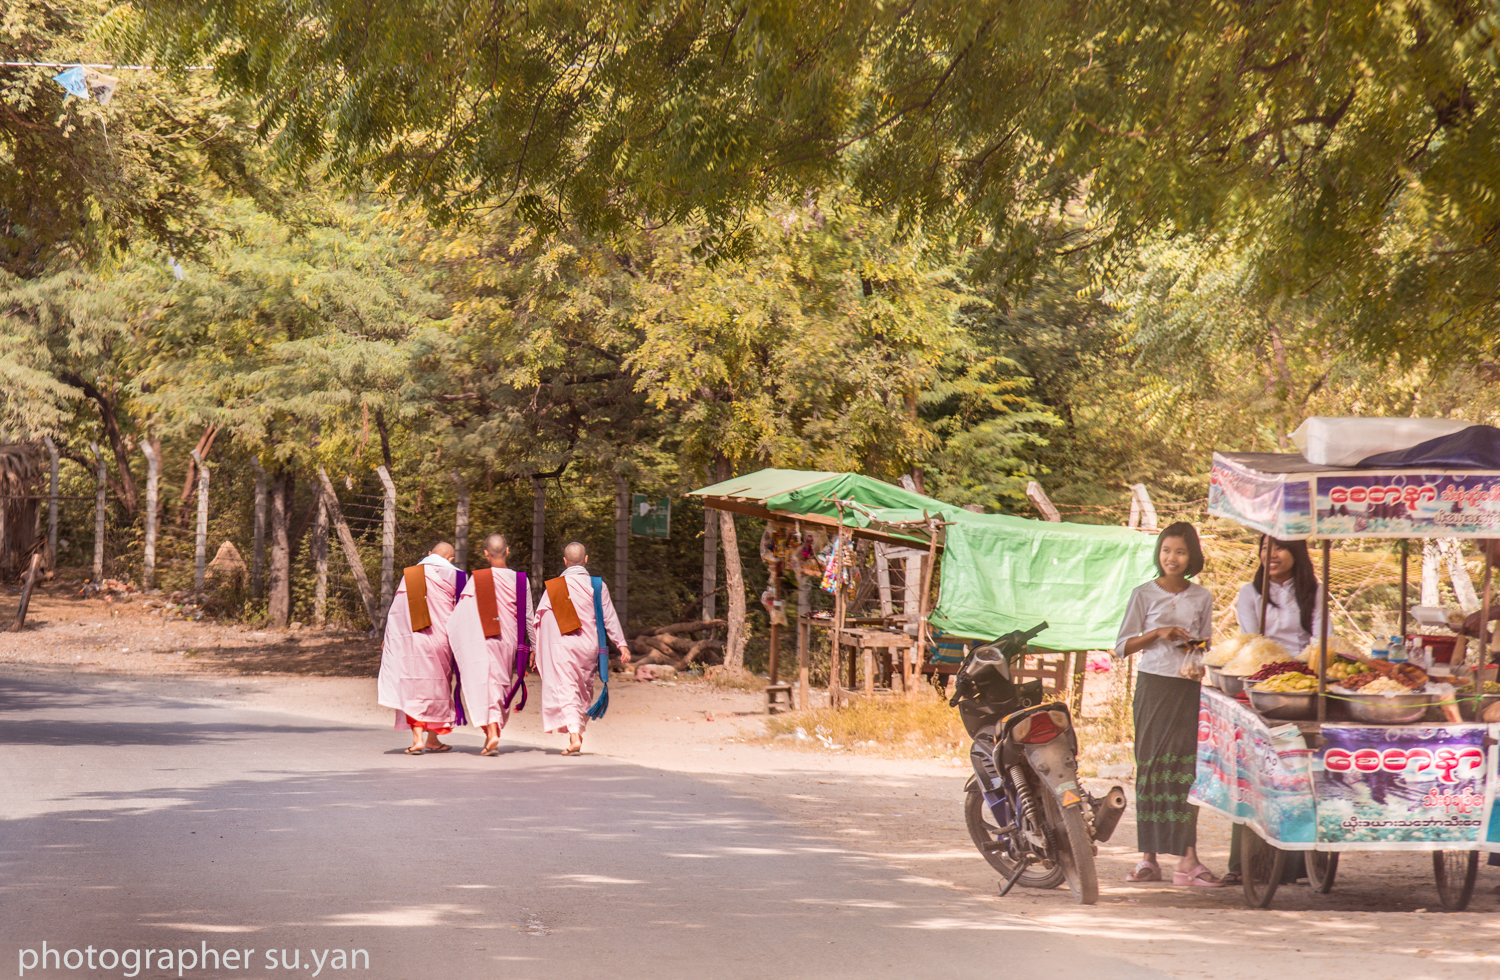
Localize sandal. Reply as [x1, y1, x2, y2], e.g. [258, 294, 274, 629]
[1125, 860, 1161, 882]
[425, 743, 452, 753]
[1173, 865, 1226, 887]
[403, 746, 424, 755]
[1219, 872, 1242, 886]
[480, 744, 500, 757]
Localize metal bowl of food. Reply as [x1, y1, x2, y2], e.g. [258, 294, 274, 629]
[1341, 691, 1434, 724]
[1248, 688, 1319, 721]
[1454, 693, 1500, 722]
[1218, 672, 1248, 697]
[1204, 665, 1225, 691]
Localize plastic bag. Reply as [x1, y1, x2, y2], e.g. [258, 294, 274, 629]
[1180, 638, 1208, 682]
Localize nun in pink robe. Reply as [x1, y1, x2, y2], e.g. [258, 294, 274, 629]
[450, 566, 535, 738]
[535, 552, 630, 752]
[377, 550, 464, 752]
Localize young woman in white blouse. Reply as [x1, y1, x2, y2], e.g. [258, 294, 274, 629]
[1115, 522, 1224, 886]
[1235, 536, 1322, 656]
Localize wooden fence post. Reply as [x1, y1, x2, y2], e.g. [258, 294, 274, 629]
[702, 507, 718, 622]
[318, 467, 382, 630]
[1129, 484, 1158, 531]
[43, 436, 58, 570]
[614, 473, 629, 630]
[313, 490, 329, 628]
[875, 544, 893, 617]
[1421, 539, 1442, 608]
[251, 458, 267, 598]
[450, 470, 469, 569]
[190, 449, 209, 590]
[376, 465, 395, 617]
[142, 440, 159, 588]
[1439, 537, 1480, 611]
[90, 443, 105, 581]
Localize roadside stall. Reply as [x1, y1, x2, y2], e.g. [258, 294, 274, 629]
[689, 469, 1155, 712]
[1191, 429, 1500, 910]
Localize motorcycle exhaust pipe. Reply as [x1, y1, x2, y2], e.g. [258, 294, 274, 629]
[1090, 785, 1127, 842]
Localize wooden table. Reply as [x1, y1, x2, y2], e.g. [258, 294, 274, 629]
[797, 616, 915, 706]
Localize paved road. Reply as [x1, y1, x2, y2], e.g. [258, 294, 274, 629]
[0, 672, 1163, 980]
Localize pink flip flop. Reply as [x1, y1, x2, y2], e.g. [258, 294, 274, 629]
[1125, 860, 1161, 882]
[1173, 865, 1226, 887]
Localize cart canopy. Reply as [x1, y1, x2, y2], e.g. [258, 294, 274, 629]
[691, 469, 1157, 650]
[1209, 450, 1500, 540]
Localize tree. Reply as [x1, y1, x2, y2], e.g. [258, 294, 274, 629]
[122, 0, 1500, 364]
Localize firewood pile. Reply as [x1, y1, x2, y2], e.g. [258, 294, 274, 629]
[626, 619, 726, 669]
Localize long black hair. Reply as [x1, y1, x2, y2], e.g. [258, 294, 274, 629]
[1252, 535, 1319, 635]
[1154, 521, 1205, 578]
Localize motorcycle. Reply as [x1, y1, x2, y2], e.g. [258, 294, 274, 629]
[948, 622, 1127, 905]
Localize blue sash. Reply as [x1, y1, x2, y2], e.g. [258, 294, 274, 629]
[585, 576, 610, 720]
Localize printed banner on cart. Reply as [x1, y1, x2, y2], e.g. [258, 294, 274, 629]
[1313, 472, 1500, 538]
[1312, 725, 1491, 846]
[1207, 453, 1313, 540]
[1190, 691, 1316, 846]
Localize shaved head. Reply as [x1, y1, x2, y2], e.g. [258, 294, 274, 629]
[431, 542, 455, 561]
[563, 541, 588, 566]
[484, 534, 508, 554]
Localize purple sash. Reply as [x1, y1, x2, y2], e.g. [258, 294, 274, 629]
[503, 572, 530, 712]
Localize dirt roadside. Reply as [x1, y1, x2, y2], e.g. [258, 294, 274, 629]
[4, 590, 1499, 979]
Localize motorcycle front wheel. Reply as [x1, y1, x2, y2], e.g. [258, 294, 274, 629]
[964, 790, 1065, 889]
[1042, 788, 1099, 905]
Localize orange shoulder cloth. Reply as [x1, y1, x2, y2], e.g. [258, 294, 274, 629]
[545, 576, 582, 634]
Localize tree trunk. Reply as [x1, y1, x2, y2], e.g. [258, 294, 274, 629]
[702, 504, 718, 622]
[614, 473, 629, 631]
[531, 475, 545, 606]
[451, 470, 470, 569]
[62, 373, 139, 517]
[44, 436, 59, 571]
[376, 466, 396, 617]
[716, 458, 747, 670]
[251, 459, 267, 598]
[269, 470, 293, 627]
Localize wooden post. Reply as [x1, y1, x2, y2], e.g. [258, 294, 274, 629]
[1399, 539, 1409, 640]
[875, 544, 893, 617]
[614, 473, 629, 630]
[1026, 481, 1061, 523]
[1130, 484, 1158, 531]
[190, 449, 208, 590]
[251, 458, 267, 598]
[909, 520, 941, 698]
[830, 570, 845, 709]
[9, 553, 42, 631]
[141, 440, 159, 588]
[376, 465, 396, 617]
[530, 474, 546, 606]
[1439, 537, 1481, 611]
[268, 470, 291, 627]
[318, 468, 382, 629]
[768, 561, 782, 684]
[1317, 541, 1331, 724]
[90, 443, 105, 582]
[43, 436, 58, 570]
[1475, 554, 1494, 714]
[450, 470, 470, 569]
[1421, 539, 1441, 607]
[313, 489, 329, 628]
[797, 572, 810, 711]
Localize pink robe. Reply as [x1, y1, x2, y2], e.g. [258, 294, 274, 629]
[449, 568, 533, 728]
[376, 561, 462, 726]
[534, 565, 628, 733]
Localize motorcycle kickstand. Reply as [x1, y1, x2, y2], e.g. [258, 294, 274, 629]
[998, 856, 1032, 897]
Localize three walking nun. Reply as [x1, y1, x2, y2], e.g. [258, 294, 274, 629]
[377, 537, 628, 757]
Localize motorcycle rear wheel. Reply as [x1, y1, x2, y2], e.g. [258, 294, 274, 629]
[964, 790, 1065, 889]
[1043, 789, 1099, 905]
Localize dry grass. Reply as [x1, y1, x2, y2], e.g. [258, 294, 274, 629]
[762, 696, 970, 758]
[704, 665, 766, 691]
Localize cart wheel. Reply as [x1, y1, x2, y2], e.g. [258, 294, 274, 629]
[1432, 849, 1478, 911]
[1304, 850, 1338, 894]
[1242, 828, 1287, 908]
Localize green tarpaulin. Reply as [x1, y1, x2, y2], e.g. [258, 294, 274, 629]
[690, 469, 1158, 650]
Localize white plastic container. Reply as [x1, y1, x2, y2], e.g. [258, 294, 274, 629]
[1289, 417, 1473, 467]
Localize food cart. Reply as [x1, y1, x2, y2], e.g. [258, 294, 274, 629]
[1192, 447, 1500, 910]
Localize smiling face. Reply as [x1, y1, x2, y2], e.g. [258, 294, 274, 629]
[1264, 540, 1295, 582]
[1158, 536, 1193, 578]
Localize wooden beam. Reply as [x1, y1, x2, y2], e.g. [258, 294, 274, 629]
[9, 554, 42, 632]
[1026, 481, 1061, 523]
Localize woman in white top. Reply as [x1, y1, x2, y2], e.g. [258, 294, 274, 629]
[1234, 536, 1322, 657]
[1115, 522, 1222, 886]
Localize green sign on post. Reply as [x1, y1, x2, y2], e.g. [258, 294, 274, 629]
[630, 494, 671, 538]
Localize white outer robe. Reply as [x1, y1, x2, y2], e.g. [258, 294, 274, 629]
[376, 556, 462, 726]
[450, 567, 536, 729]
[534, 564, 628, 733]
